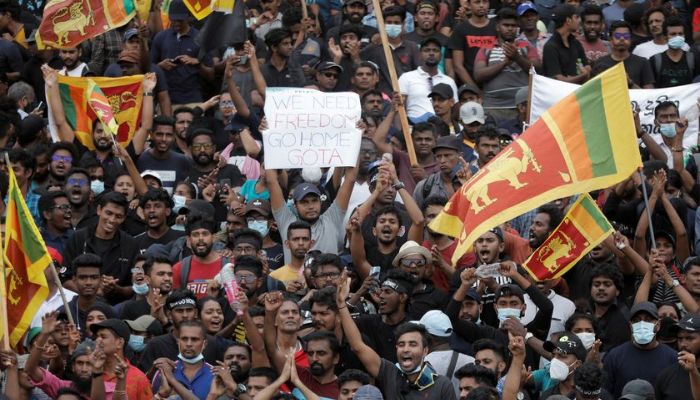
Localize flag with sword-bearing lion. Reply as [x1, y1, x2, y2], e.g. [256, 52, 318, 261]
[428, 63, 641, 265]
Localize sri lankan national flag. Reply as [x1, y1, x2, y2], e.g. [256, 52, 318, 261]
[429, 63, 641, 264]
[183, 0, 213, 19]
[36, 0, 136, 49]
[522, 194, 613, 281]
[2, 166, 50, 348]
[87, 79, 120, 137]
[48, 75, 144, 150]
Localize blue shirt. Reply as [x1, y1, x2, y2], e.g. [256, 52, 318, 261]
[41, 229, 74, 254]
[152, 360, 214, 399]
[151, 27, 212, 104]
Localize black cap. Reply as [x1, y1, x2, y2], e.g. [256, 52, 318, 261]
[432, 135, 461, 153]
[458, 83, 482, 97]
[543, 332, 587, 361]
[317, 61, 344, 73]
[488, 227, 504, 242]
[420, 36, 442, 48]
[495, 284, 524, 302]
[464, 286, 482, 303]
[168, 0, 191, 20]
[428, 83, 454, 100]
[344, 0, 366, 6]
[672, 313, 700, 334]
[89, 319, 130, 342]
[629, 301, 658, 321]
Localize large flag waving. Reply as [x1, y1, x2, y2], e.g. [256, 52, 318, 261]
[36, 0, 136, 49]
[522, 194, 614, 281]
[2, 165, 51, 348]
[48, 75, 144, 150]
[429, 63, 642, 264]
[195, 0, 246, 57]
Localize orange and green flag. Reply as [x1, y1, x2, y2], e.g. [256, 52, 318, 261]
[2, 165, 50, 348]
[522, 194, 614, 281]
[50, 74, 144, 150]
[36, 0, 136, 49]
[87, 79, 120, 136]
[429, 63, 641, 264]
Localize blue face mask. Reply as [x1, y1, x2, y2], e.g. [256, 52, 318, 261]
[497, 307, 521, 323]
[90, 180, 105, 195]
[178, 352, 204, 364]
[386, 24, 402, 39]
[172, 195, 186, 213]
[132, 282, 149, 295]
[632, 321, 656, 345]
[668, 35, 685, 49]
[248, 220, 269, 237]
[129, 335, 146, 352]
[659, 123, 677, 138]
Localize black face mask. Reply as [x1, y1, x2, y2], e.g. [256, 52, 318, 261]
[310, 362, 326, 376]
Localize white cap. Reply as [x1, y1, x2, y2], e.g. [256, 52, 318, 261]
[460, 101, 485, 125]
[417, 310, 453, 337]
[140, 170, 163, 185]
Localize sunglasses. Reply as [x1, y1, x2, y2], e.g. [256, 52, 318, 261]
[52, 155, 73, 163]
[400, 258, 427, 267]
[612, 32, 631, 40]
[67, 178, 87, 187]
[191, 143, 215, 151]
[235, 275, 257, 283]
[322, 72, 339, 79]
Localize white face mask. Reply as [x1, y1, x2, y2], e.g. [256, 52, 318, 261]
[549, 358, 573, 381]
[576, 332, 596, 350]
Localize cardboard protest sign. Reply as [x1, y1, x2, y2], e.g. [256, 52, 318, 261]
[529, 73, 700, 150]
[263, 88, 362, 169]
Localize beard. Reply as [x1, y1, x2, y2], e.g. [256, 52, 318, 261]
[94, 139, 112, 152]
[229, 363, 249, 382]
[193, 242, 213, 257]
[195, 153, 213, 166]
[310, 362, 326, 376]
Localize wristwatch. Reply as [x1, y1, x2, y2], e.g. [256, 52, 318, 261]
[144, 92, 154, 96]
[234, 383, 247, 397]
[392, 181, 405, 191]
[524, 332, 534, 342]
[672, 279, 681, 288]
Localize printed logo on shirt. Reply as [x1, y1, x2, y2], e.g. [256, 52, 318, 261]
[466, 35, 497, 49]
[187, 280, 209, 295]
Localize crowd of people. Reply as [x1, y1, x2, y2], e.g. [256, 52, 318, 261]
[0, 0, 698, 397]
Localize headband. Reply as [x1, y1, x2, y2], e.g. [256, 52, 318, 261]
[382, 279, 409, 294]
[168, 297, 196, 310]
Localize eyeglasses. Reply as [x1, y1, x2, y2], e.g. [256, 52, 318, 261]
[400, 258, 427, 267]
[52, 204, 72, 212]
[191, 143, 215, 151]
[67, 178, 88, 187]
[612, 32, 631, 40]
[322, 72, 339, 79]
[235, 275, 257, 283]
[131, 267, 145, 274]
[247, 217, 267, 223]
[52, 155, 73, 163]
[315, 272, 341, 280]
[220, 100, 235, 108]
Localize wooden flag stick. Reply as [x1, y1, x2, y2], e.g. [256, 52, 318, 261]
[0, 233, 9, 350]
[48, 262, 75, 327]
[369, 0, 418, 167]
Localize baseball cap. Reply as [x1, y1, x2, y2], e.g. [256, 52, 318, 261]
[168, 0, 191, 20]
[620, 379, 655, 400]
[428, 83, 454, 100]
[344, 0, 366, 6]
[629, 301, 658, 321]
[245, 199, 271, 217]
[517, 2, 537, 16]
[317, 61, 343, 73]
[140, 170, 163, 186]
[514, 86, 529, 106]
[23, 327, 42, 351]
[118, 49, 140, 64]
[69, 339, 96, 364]
[123, 28, 139, 42]
[292, 182, 322, 202]
[458, 83, 481, 98]
[543, 332, 587, 360]
[671, 313, 700, 334]
[465, 286, 482, 302]
[417, 310, 453, 337]
[89, 318, 130, 342]
[487, 227, 504, 242]
[495, 284, 524, 302]
[432, 135, 461, 153]
[460, 101, 485, 125]
[354, 385, 384, 400]
[125, 315, 160, 334]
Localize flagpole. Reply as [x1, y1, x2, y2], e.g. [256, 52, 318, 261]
[48, 262, 75, 327]
[369, 0, 418, 167]
[526, 66, 534, 127]
[0, 233, 9, 350]
[109, 133, 124, 167]
[639, 170, 656, 250]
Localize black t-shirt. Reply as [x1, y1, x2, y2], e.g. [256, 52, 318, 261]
[135, 228, 186, 253]
[365, 246, 400, 272]
[139, 332, 232, 372]
[593, 54, 654, 87]
[407, 284, 449, 320]
[656, 364, 696, 400]
[448, 19, 498, 77]
[650, 51, 700, 88]
[542, 31, 589, 78]
[354, 314, 407, 363]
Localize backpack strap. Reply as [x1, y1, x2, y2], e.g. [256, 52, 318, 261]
[180, 256, 192, 290]
[445, 351, 461, 381]
[422, 174, 436, 200]
[688, 51, 695, 74]
[653, 53, 663, 81]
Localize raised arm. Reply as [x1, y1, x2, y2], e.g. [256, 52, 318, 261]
[503, 332, 526, 400]
[42, 65, 75, 142]
[262, 291, 287, 373]
[238, 291, 271, 368]
[634, 171, 663, 257]
[266, 168, 286, 211]
[113, 144, 149, 196]
[25, 311, 58, 382]
[659, 180, 690, 263]
[349, 214, 372, 279]
[334, 166, 357, 212]
[382, 162, 424, 226]
[245, 41, 267, 100]
[226, 60, 251, 119]
[132, 72, 157, 156]
[336, 272, 382, 377]
[371, 95, 399, 154]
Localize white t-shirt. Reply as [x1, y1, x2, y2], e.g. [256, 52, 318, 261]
[633, 40, 690, 59]
[425, 349, 475, 394]
[31, 289, 78, 329]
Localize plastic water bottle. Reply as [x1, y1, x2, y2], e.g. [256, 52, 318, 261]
[476, 263, 502, 279]
[220, 263, 243, 316]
